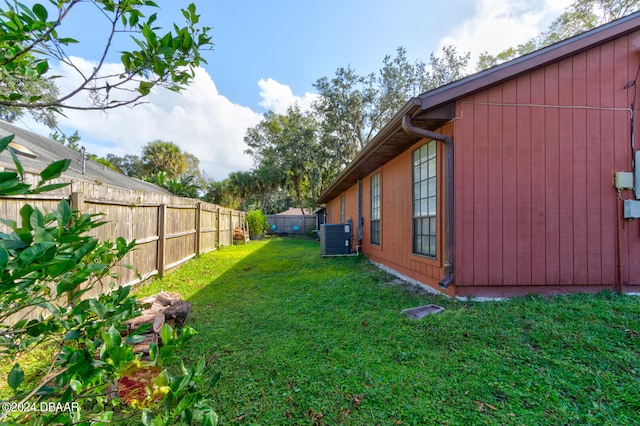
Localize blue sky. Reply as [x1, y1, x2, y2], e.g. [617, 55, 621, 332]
[17, 0, 570, 180]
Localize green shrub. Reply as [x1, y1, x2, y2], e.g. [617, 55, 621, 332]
[0, 135, 217, 425]
[246, 209, 268, 236]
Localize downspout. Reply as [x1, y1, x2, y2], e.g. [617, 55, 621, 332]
[402, 114, 454, 289]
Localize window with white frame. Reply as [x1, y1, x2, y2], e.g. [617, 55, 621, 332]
[412, 141, 437, 257]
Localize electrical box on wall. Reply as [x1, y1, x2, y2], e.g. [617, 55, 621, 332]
[615, 172, 634, 190]
[624, 200, 640, 219]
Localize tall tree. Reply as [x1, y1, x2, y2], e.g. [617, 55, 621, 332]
[184, 152, 208, 189]
[245, 105, 322, 213]
[141, 140, 186, 179]
[227, 171, 252, 211]
[250, 163, 286, 211]
[0, 75, 59, 128]
[105, 153, 144, 177]
[313, 46, 470, 170]
[423, 45, 470, 90]
[50, 129, 81, 151]
[203, 180, 230, 207]
[477, 0, 640, 70]
[0, 1, 212, 112]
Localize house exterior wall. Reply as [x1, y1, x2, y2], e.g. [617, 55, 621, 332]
[323, 28, 640, 298]
[326, 123, 454, 295]
[453, 31, 640, 297]
[326, 184, 359, 251]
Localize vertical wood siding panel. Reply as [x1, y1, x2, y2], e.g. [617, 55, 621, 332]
[598, 41, 617, 285]
[457, 101, 476, 285]
[473, 92, 489, 284]
[362, 176, 371, 246]
[516, 75, 533, 285]
[487, 86, 505, 285]
[398, 150, 413, 268]
[387, 165, 397, 266]
[501, 82, 519, 284]
[572, 52, 589, 284]
[613, 37, 631, 284]
[544, 62, 561, 284]
[558, 59, 575, 284]
[627, 33, 640, 286]
[530, 68, 547, 284]
[586, 47, 603, 284]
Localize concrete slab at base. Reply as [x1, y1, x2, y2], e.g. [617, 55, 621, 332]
[401, 304, 445, 319]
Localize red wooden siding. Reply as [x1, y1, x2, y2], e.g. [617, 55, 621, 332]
[454, 32, 640, 296]
[363, 124, 453, 294]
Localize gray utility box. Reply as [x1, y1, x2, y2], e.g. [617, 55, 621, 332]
[320, 223, 352, 256]
[624, 199, 640, 219]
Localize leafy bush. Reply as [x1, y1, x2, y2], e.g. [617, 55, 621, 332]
[246, 209, 268, 237]
[0, 135, 217, 425]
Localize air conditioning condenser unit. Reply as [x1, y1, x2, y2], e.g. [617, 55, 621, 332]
[320, 223, 351, 256]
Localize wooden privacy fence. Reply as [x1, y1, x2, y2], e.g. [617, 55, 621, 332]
[1, 179, 247, 301]
[267, 214, 316, 235]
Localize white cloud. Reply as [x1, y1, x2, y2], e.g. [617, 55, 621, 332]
[439, 0, 572, 65]
[19, 58, 322, 181]
[257, 78, 319, 114]
[48, 58, 262, 181]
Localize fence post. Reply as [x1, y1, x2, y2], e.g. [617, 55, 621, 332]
[70, 192, 84, 212]
[158, 204, 166, 277]
[216, 207, 221, 249]
[229, 209, 233, 245]
[195, 203, 202, 255]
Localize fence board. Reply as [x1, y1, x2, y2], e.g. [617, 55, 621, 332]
[267, 215, 316, 234]
[1, 176, 247, 324]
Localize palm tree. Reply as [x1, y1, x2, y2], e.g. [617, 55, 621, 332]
[141, 140, 186, 179]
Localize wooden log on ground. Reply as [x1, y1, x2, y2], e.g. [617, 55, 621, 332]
[123, 292, 192, 356]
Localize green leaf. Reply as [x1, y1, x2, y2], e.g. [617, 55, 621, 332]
[125, 334, 146, 344]
[17, 242, 56, 265]
[57, 37, 78, 45]
[29, 208, 45, 230]
[160, 323, 173, 345]
[71, 238, 99, 262]
[0, 134, 14, 151]
[108, 325, 121, 347]
[138, 81, 153, 96]
[141, 409, 156, 426]
[8, 363, 24, 389]
[69, 379, 82, 393]
[19, 204, 34, 230]
[149, 342, 158, 361]
[107, 345, 132, 366]
[46, 259, 75, 277]
[34, 227, 54, 243]
[8, 146, 25, 181]
[63, 329, 80, 341]
[31, 182, 70, 193]
[202, 411, 219, 426]
[89, 299, 107, 318]
[35, 60, 49, 75]
[0, 246, 8, 274]
[32, 3, 48, 21]
[196, 356, 205, 375]
[55, 199, 72, 225]
[39, 158, 70, 182]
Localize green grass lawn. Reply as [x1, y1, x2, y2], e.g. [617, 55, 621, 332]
[135, 237, 640, 425]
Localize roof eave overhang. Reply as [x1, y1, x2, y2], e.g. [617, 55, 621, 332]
[317, 11, 640, 204]
[317, 99, 422, 203]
